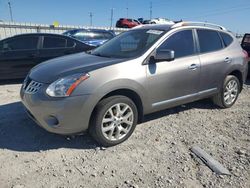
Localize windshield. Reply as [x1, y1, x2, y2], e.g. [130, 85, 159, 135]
[91, 29, 165, 58]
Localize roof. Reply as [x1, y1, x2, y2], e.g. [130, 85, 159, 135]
[133, 24, 174, 31]
[133, 21, 228, 32]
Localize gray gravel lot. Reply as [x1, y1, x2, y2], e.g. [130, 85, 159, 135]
[0, 80, 249, 188]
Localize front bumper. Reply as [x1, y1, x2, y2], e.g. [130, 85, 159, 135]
[20, 84, 93, 135]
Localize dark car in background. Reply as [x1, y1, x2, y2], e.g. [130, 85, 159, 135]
[63, 29, 115, 47]
[116, 18, 141, 28]
[0, 33, 95, 80]
[241, 33, 250, 76]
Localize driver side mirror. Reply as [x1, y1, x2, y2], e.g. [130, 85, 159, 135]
[154, 49, 175, 62]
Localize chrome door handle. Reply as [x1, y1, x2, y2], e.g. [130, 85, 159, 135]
[188, 64, 198, 70]
[224, 57, 232, 63]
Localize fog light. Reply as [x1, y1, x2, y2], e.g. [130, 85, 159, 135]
[45, 116, 59, 127]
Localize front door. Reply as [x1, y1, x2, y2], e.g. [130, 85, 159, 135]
[146, 29, 200, 110]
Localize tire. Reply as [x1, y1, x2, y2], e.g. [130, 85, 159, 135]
[212, 75, 240, 108]
[89, 95, 138, 147]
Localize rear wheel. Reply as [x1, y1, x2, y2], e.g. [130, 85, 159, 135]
[89, 96, 138, 147]
[212, 75, 240, 108]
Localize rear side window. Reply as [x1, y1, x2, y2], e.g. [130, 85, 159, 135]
[159, 30, 195, 59]
[220, 32, 233, 47]
[197, 29, 223, 53]
[43, 36, 66, 49]
[1, 36, 38, 51]
[67, 39, 75, 47]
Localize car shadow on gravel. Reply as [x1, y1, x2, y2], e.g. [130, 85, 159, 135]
[0, 102, 97, 152]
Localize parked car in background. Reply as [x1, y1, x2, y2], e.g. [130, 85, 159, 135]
[241, 33, 250, 76]
[21, 22, 248, 147]
[63, 29, 115, 47]
[0, 33, 95, 80]
[149, 18, 174, 24]
[116, 18, 141, 28]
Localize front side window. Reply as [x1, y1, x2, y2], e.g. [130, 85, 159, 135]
[67, 39, 75, 48]
[197, 29, 223, 53]
[158, 30, 195, 59]
[1, 36, 38, 51]
[91, 29, 166, 58]
[43, 36, 66, 49]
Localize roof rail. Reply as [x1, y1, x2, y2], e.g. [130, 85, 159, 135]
[171, 21, 227, 31]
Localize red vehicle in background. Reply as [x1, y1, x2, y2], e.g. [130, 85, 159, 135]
[116, 18, 141, 28]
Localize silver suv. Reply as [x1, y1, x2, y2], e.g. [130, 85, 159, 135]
[20, 22, 248, 146]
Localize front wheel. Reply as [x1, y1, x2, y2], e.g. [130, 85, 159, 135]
[212, 75, 240, 108]
[89, 96, 138, 147]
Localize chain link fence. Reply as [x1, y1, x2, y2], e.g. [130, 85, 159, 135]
[0, 21, 128, 40]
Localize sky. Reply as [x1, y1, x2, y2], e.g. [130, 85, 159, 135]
[0, 0, 249, 34]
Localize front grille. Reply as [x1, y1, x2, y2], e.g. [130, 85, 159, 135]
[24, 80, 43, 94]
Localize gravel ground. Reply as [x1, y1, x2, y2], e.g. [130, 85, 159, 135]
[0, 79, 249, 188]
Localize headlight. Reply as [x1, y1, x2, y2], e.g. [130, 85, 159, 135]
[46, 73, 90, 97]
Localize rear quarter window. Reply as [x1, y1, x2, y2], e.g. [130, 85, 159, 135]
[197, 29, 223, 53]
[220, 32, 233, 47]
[43, 36, 66, 49]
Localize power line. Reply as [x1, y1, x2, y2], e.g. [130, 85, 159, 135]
[185, 6, 250, 20]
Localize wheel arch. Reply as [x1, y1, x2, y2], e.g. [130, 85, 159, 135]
[228, 70, 243, 91]
[91, 88, 144, 124]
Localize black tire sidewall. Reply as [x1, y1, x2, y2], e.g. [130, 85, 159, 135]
[221, 75, 240, 108]
[91, 96, 138, 147]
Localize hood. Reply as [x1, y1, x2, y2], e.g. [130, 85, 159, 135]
[29, 52, 124, 83]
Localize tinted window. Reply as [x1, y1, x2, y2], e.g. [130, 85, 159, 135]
[67, 40, 75, 47]
[1, 36, 38, 51]
[74, 31, 111, 41]
[103, 32, 114, 39]
[0, 42, 3, 51]
[220, 32, 233, 47]
[197, 30, 223, 53]
[43, 36, 66, 48]
[159, 30, 195, 58]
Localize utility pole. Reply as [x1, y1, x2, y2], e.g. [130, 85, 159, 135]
[89, 12, 93, 26]
[150, 1, 152, 20]
[110, 8, 114, 28]
[8, 1, 13, 22]
[126, 2, 128, 17]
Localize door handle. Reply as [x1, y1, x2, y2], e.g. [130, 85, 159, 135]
[224, 57, 232, 63]
[188, 64, 198, 70]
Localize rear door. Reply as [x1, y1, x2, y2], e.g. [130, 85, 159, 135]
[38, 35, 73, 62]
[196, 29, 228, 92]
[0, 35, 39, 80]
